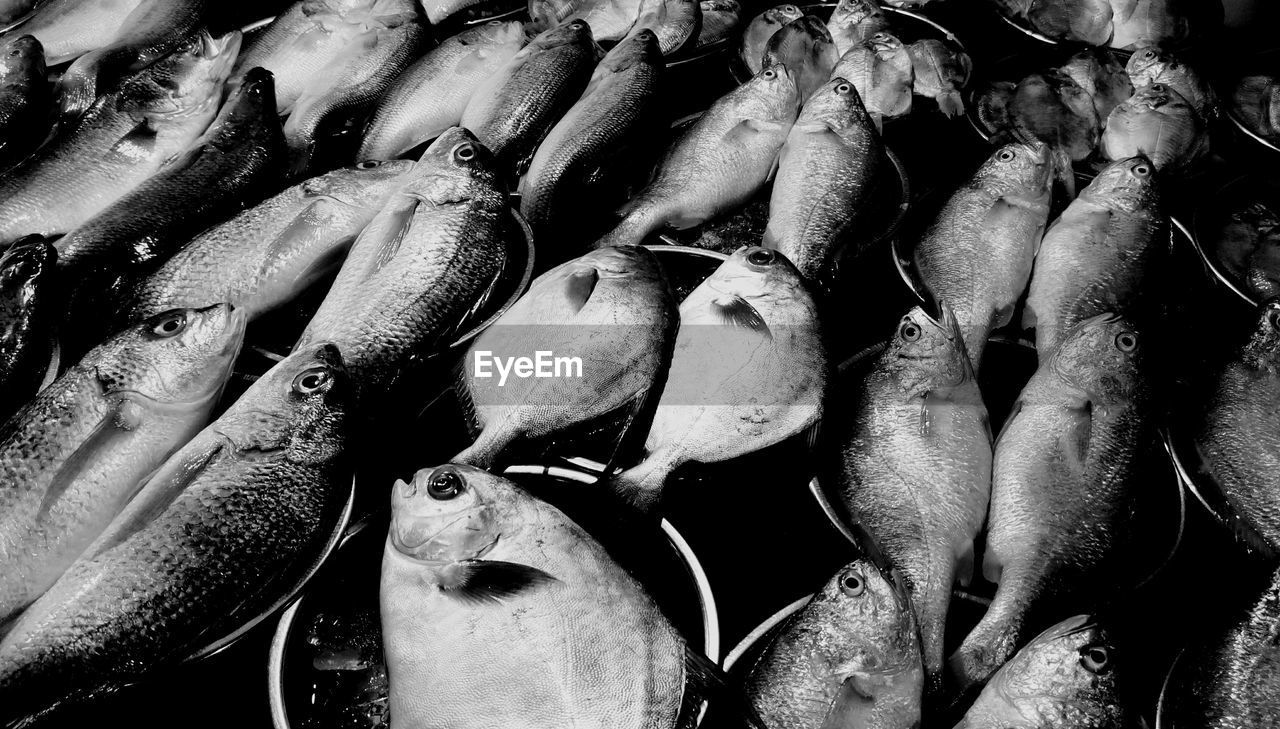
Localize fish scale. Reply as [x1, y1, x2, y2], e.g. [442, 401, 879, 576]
[17, 0, 145, 67]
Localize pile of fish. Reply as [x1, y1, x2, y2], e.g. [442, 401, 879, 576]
[993, 0, 1210, 49]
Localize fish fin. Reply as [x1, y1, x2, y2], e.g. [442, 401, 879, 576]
[819, 677, 876, 729]
[723, 117, 783, 146]
[993, 399, 1021, 449]
[607, 452, 675, 514]
[936, 90, 965, 117]
[564, 268, 599, 312]
[1062, 401, 1092, 474]
[919, 390, 946, 436]
[710, 295, 769, 336]
[682, 646, 769, 729]
[370, 197, 421, 273]
[38, 341, 60, 391]
[106, 117, 159, 159]
[956, 538, 976, 587]
[36, 398, 146, 520]
[437, 559, 558, 604]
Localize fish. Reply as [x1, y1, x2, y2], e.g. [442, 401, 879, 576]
[826, 0, 890, 58]
[609, 246, 826, 511]
[1059, 48, 1132, 122]
[1101, 81, 1207, 173]
[299, 128, 510, 393]
[0, 35, 51, 172]
[0, 304, 245, 627]
[761, 15, 837, 102]
[763, 76, 883, 284]
[696, 0, 741, 47]
[0, 30, 239, 244]
[832, 31, 914, 121]
[1026, 0, 1114, 46]
[832, 305, 991, 692]
[0, 0, 37, 27]
[420, 0, 488, 24]
[519, 31, 665, 255]
[1232, 74, 1280, 145]
[381, 464, 720, 729]
[360, 20, 526, 163]
[284, 8, 425, 175]
[455, 245, 678, 469]
[592, 65, 798, 248]
[55, 0, 211, 120]
[740, 4, 802, 75]
[1007, 69, 1100, 162]
[1024, 156, 1167, 356]
[913, 141, 1059, 370]
[1125, 45, 1216, 120]
[16, 0, 144, 67]
[626, 0, 701, 56]
[123, 159, 417, 326]
[1213, 199, 1280, 301]
[537, 0, 646, 44]
[742, 560, 924, 729]
[0, 237, 57, 425]
[950, 313, 1158, 693]
[1110, 0, 1196, 50]
[906, 39, 971, 117]
[1194, 299, 1280, 556]
[0, 341, 353, 723]
[953, 616, 1129, 729]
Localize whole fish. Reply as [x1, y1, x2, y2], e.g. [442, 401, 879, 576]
[359, 20, 525, 162]
[1110, 0, 1197, 50]
[833, 305, 991, 691]
[1008, 70, 1100, 162]
[593, 65, 798, 248]
[1024, 156, 1167, 356]
[56, 0, 211, 120]
[455, 245, 678, 468]
[696, 0, 740, 47]
[0, 30, 238, 244]
[1101, 82, 1207, 173]
[740, 4, 802, 75]
[519, 31, 665, 254]
[626, 0, 701, 56]
[907, 39, 970, 117]
[0, 342, 352, 723]
[300, 128, 510, 392]
[0, 35, 50, 171]
[913, 141, 1059, 370]
[382, 464, 715, 729]
[762, 15, 836, 102]
[536, 0, 646, 44]
[124, 159, 417, 325]
[1125, 45, 1215, 120]
[1026, 0, 1114, 46]
[0, 237, 56, 424]
[1233, 74, 1280, 145]
[950, 314, 1157, 692]
[285, 9, 424, 175]
[826, 0, 890, 58]
[609, 246, 826, 511]
[743, 560, 924, 729]
[17, 0, 144, 66]
[1214, 199, 1280, 301]
[763, 76, 883, 283]
[1195, 300, 1280, 556]
[1059, 48, 1132, 122]
[0, 304, 245, 626]
[954, 616, 1129, 729]
[832, 31, 914, 120]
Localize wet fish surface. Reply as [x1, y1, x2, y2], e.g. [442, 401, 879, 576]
[17, 0, 145, 67]
[0, 237, 57, 425]
[906, 39, 970, 117]
[697, 0, 741, 47]
[0, 35, 51, 172]
[626, 0, 701, 56]
[826, 0, 890, 58]
[831, 31, 914, 121]
[761, 15, 837, 102]
[740, 4, 802, 74]
[1101, 82, 1207, 173]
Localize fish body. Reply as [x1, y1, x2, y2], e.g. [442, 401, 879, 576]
[593, 65, 798, 248]
[1110, 0, 1195, 50]
[1101, 82, 1207, 172]
[125, 159, 417, 325]
[832, 31, 914, 120]
[420, 0, 486, 23]
[913, 141, 1058, 370]
[1008, 70, 1100, 162]
[740, 4, 802, 74]
[696, 0, 740, 47]
[0, 237, 56, 424]
[0, 0, 37, 27]
[1027, 0, 1114, 46]
[627, 0, 701, 56]
[906, 39, 971, 117]
[359, 20, 526, 161]
[743, 560, 924, 729]
[1214, 200, 1280, 301]
[0, 35, 50, 171]
[1233, 74, 1280, 145]
[762, 15, 836, 102]
[1125, 45, 1215, 119]
[834, 305, 991, 689]
[1024, 156, 1166, 356]
[0, 30, 238, 244]
[1059, 48, 1132, 122]
[17, 0, 144, 66]
[0, 342, 352, 723]
[0, 304, 245, 627]
[549, 0, 647, 43]
[950, 314, 1156, 692]
[827, 0, 890, 57]
[763, 76, 883, 282]
[610, 246, 826, 511]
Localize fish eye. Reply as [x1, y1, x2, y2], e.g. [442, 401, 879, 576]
[1080, 645, 1111, 674]
[1150, 83, 1165, 92]
[570, 20, 587, 28]
[899, 319, 922, 342]
[149, 311, 188, 338]
[1114, 331, 1138, 352]
[998, 148, 1017, 162]
[1267, 305, 1280, 331]
[7, 48, 19, 57]
[356, 160, 382, 170]
[1142, 49, 1157, 59]
[453, 143, 477, 162]
[427, 469, 464, 500]
[1132, 162, 1151, 177]
[836, 82, 852, 94]
[762, 68, 776, 79]
[839, 568, 866, 596]
[746, 248, 775, 266]
[292, 366, 332, 395]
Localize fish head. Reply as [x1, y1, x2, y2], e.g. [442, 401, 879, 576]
[830, 0, 882, 27]
[390, 464, 503, 563]
[602, 29, 661, 71]
[1051, 313, 1145, 401]
[225, 66, 281, 122]
[956, 615, 1124, 729]
[0, 236, 55, 312]
[882, 303, 973, 392]
[0, 35, 45, 81]
[407, 127, 502, 203]
[530, 18, 596, 49]
[1084, 155, 1159, 213]
[147, 30, 243, 116]
[711, 246, 809, 311]
[765, 4, 805, 25]
[978, 140, 1058, 203]
[804, 77, 874, 129]
[527, 0, 578, 30]
[93, 304, 247, 408]
[1242, 298, 1280, 366]
[867, 30, 905, 55]
[1125, 46, 1188, 89]
[306, 159, 417, 208]
[742, 64, 801, 121]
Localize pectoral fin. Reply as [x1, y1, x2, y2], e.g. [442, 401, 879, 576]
[711, 295, 769, 335]
[436, 559, 558, 604]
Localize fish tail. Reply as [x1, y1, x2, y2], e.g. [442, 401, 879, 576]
[452, 428, 511, 470]
[936, 90, 965, 118]
[593, 203, 662, 249]
[606, 451, 676, 514]
[947, 580, 1026, 696]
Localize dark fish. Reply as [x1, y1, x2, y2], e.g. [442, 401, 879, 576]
[1213, 198, 1280, 301]
[1059, 48, 1133, 122]
[0, 35, 51, 172]
[0, 237, 56, 424]
[0, 0, 38, 27]
[1233, 74, 1280, 145]
[1026, 0, 1114, 46]
[1009, 70, 1100, 162]
[626, 0, 702, 56]
[740, 4, 802, 75]
[762, 15, 837, 102]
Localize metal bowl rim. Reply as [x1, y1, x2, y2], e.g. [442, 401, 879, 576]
[1225, 105, 1280, 156]
[721, 596, 810, 672]
[1188, 174, 1270, 309]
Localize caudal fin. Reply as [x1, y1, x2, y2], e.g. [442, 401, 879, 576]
[606, 452, 676, 514]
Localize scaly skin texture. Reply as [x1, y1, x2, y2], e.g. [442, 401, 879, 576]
[762, 15, 836, 102]
[835, 305, 991, 691]
[1214, 200, 1280, 301]
[832, 31, 914, 120]
[1059, 49, 1132, 122]
[1024, 155, 1166, 357]
[743, 561, 924, 729]
[537, 0, 645, 43]
[955, 616, 1129, 729]
[0, 35, 51, 171]
[0, 237, 56, 424]
[0, 31, 238, 244]
[950, 314, 1157, 693]
[0, 342, 352, 724]
[1125, 45, 1215, 120]
[359, 20, 526, 161]
[593, 65, 798, 248]
[610, 247, 825, 511]
[382, 465, 686, 729]
[124, 159, 416, 325]
[763, 76, 883, 283]
[519, 31, 663, 254]
[696, 0, 740, 48]
[300, 128, 509, 394]
[460, 21, 601, 167]
[18, 0, 144, 66]
[913, 141, 1057, 371]
[1102, 82, 1207, 173]
[456, 245, 677, 468]
[826, 0, 890, 58]
[1196, 300, 1280, 556]
[626, 0, 701, 56]
[740, 4, 802, 74]
[0, 304, 244, 627]
[1110, 0, 1197, 50]
[1027, 0, 1113, 46]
